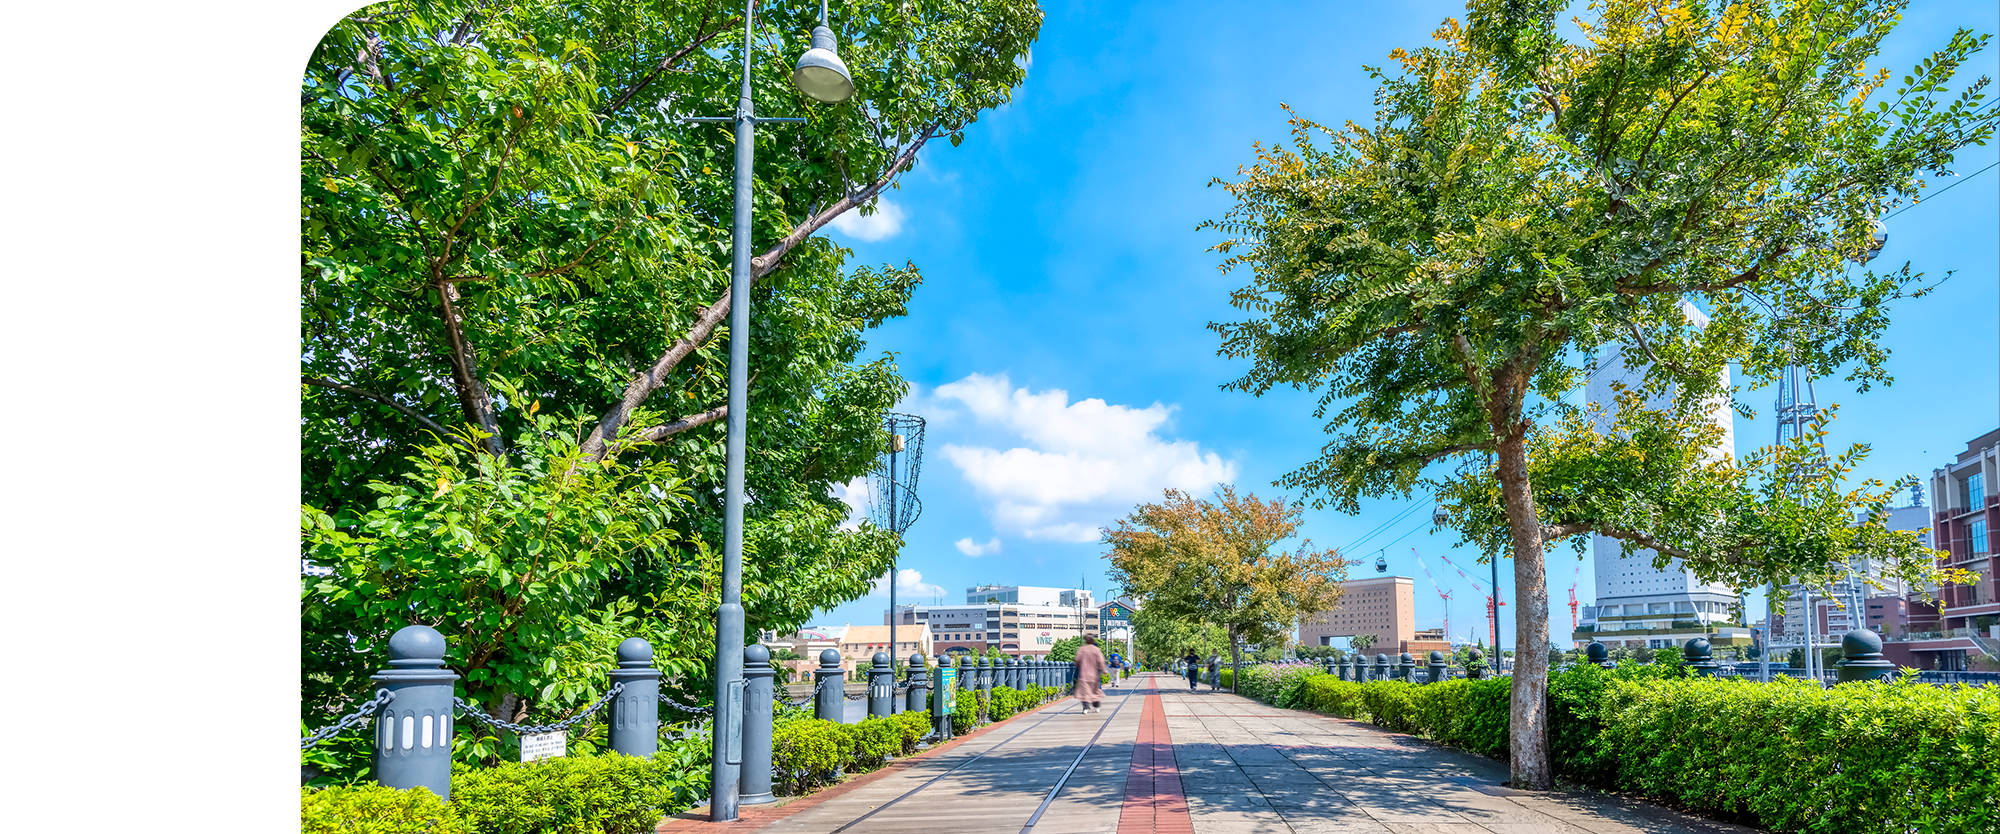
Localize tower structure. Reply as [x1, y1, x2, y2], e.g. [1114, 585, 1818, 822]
[1583, 302, 1745, 651]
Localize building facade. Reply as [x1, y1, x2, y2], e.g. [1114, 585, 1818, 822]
[1896, 428, 2000, 670]
[1298, 576, 1420, 655]
[888, 599, 1099, 658]
[1575, 318, 1748, 651]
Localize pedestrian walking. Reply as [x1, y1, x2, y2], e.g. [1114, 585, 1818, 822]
[1182, 651, 1199, 690]
[1206, 654, 1221, 691]
[1073, 634, 1108, 713]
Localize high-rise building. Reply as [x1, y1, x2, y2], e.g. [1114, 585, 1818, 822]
[964, 584, 1092, 608]
[1578, 304, 1749, 650]
[887, 599, 1099, 658]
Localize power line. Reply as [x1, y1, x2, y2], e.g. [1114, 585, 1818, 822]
[1885, 161, 1998, 219]
[1338, 501, 1427, 555]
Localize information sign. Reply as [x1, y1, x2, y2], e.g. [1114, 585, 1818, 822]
[938, 667, 956, 715]
[520, 731, 565, 762]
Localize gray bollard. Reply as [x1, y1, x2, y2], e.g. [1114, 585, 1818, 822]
[1586, 641, 1616, 669]
[958, 655, 976, 718]
[609, 637, 661, 758]
[1398, 652, 1416, 682]
[371, 624, 460, 801]
[1376, 653, 1391, 682]
[1012, 656, 1025, 690]
[1426, 651, 1447, 684]
[868, 652, 894, 719]
[1683, 637, 1720, 677]
[814, 649, 844, 722]
[1337, 656, 1350, 682]
[1464, 649, 1487, 680]
[976, 657, 992, 721]
[740, 645, 776, 804]
[905, 653, 929, 715]
[1837, 628, 1898, 683]
[933, 655, 954, 740]
[995, 656, 1010, 691]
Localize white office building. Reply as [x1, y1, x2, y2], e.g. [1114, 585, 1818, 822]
[1580, 304, 1747, 650]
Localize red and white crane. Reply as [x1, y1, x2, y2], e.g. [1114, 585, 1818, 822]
[1433, 550, 1505, 648]
[1411, 548, 1453, 641]
[1566, 564, 1583, 631]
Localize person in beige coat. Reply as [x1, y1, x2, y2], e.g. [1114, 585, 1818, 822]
[1073, 634, 1108, 713]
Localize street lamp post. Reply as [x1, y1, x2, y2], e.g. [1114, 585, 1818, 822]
[687, 0, 852, 822]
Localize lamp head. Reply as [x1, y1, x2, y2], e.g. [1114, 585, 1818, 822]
[793, 25, 854, 103]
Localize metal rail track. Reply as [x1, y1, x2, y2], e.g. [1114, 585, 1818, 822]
[826, 681, 1142, 834]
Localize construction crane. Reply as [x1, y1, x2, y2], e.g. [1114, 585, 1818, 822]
[1566, 564, 1583, 631]
[1411, 548, 1453, 643]
[1434, 550, 1505, 648]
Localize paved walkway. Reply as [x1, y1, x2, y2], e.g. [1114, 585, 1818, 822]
[660, 673, 1759, 834]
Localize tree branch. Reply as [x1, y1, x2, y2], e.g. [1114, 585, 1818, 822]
[302, 375, 450, 438]
[579, 127, 940, 460]
[617, 404, 729, 452]
[600, 3, 731, 116]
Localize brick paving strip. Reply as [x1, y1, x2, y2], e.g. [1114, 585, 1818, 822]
[1117, 675, 1192, 834]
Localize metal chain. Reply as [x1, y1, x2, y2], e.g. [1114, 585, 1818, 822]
[844, 691, 867, 701]
[776, 690, 815, 707]
[301, 689, 397, 750]
[658, 693, 713, 716]
[454, 682, 625, 735]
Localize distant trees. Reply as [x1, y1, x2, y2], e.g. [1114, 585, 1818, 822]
[1106, 487, 1347, 692]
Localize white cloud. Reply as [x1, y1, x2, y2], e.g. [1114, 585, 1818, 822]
[827, 198, 906, 242]
[870, 567, 944, 600]
[955, 536, 1002, 557]
[829, 476, 869, 531]
[928, 373, 1237, 542]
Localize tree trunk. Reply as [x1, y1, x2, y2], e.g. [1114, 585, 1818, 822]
[1227, 625, 1242, 694]
[1494, 427, 1552, 790]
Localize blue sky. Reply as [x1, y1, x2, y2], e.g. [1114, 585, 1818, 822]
[807, 0, 2000, 649]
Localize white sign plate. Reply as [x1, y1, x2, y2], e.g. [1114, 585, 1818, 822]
[520, 731, 566, 762]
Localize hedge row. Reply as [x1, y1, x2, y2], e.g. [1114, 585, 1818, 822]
[1225, 662, 2000, 834]
[304, 684, 1069, 833]
[302, 736, 707, 834]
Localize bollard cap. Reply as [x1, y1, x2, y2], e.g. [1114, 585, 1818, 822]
[1842, 627, 1884, 657]
[744, 643, 770, 664]
[1585, 642, 1608, 662]
[910, 652, 927, 668]
[619, 637, 656, 663]
[1429, 651, 1446, 664]
[388, 624, 448, 661]
[873, 651, 891, 666]
[820, 648, 842, 666]
[1399, 653, 1414, 664]
[1683, 637, 1711, 658]
[1377, 653, 1390, 664]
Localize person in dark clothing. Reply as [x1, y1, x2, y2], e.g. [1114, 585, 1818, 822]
[1182, 651, 1200, 690]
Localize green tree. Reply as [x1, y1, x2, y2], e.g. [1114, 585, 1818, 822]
[1348, 633, 1379, 655]
[1046, 636, 1082, 662]
[1204, 0, 1990, 788]
[1105, 487, 1348, 692]
[1130, 605, 1229, 664]
[301, 0, 1041, 750]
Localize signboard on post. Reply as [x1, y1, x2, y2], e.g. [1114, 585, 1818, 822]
[520, 731, 566, 762]
[938, 666, 956, 715]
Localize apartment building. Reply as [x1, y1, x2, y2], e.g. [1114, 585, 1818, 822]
[1897, 429, 2000, 670]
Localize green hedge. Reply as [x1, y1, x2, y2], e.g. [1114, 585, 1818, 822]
[1227, 662, 2000, 834]
[301, 744, 701, 834]
[771, 711, 934, 795]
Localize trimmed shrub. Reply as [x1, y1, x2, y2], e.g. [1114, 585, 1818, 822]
[301, 784, 467, 834]
[449, 753, 683, 834]
[1597, 676, 2000, 834]
[952, 688, 979, 735]
[772, 717, 852, 795]
[847, 717, 901, 769]
[889, 710, 931, 755]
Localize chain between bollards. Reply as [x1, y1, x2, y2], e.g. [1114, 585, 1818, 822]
[301, 689, 397, 749]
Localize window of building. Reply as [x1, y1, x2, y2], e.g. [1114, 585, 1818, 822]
[1970, 473, 1985, 510]
[1972, 518, 1990, 555]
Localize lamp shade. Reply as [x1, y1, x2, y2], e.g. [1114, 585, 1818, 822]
[793, 26, 854, 103]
